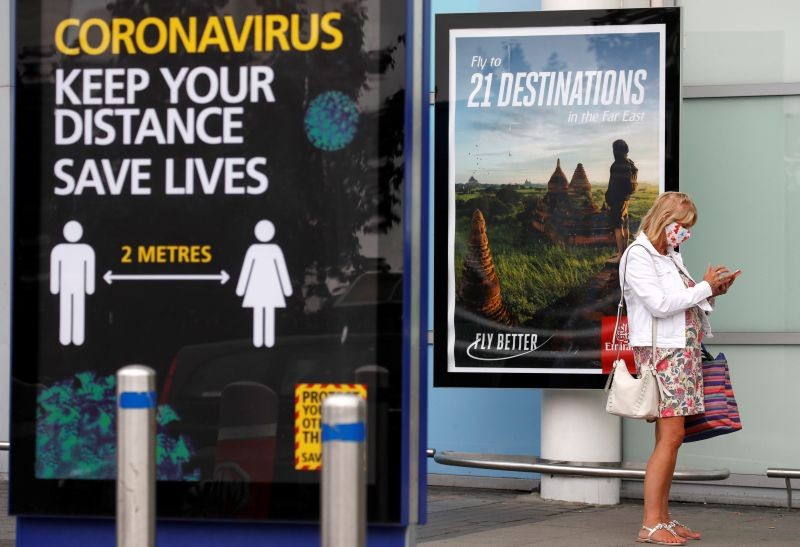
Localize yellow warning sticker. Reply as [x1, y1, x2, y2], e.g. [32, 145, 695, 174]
[294, 383, 367, 471]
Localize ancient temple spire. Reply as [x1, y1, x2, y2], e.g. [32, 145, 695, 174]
[547, 158, 568, 194]
[568, 162, 597, 212]
[459, 209, 512, 325]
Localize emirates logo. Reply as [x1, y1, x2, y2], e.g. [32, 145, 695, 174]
[615, 322, 630, 344]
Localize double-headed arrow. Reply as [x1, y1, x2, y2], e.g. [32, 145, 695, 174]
[104, 270, 230, 285]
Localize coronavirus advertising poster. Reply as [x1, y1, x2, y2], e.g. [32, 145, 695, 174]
[11, 0, 407, 522]
[434, 9, 680, 388]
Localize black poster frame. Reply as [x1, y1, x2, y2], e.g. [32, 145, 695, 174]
[10, 0, 409, 522]
[433, 8, 680, 389]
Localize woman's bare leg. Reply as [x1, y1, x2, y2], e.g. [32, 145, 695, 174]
[640, 416, 686, 544]
[655, 417, 702, 539]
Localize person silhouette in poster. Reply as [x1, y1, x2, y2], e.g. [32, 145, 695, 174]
[605, 139, 639, 263]
[236, 220, 293, 348]
[50, 220, 95, 346]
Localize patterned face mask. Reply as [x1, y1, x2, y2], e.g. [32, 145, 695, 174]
[665, 222, 691, 247]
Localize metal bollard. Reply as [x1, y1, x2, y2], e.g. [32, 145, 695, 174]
[321, 394, 366, 547]
[117, 365, 156, 547]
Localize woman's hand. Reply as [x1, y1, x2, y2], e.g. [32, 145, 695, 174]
[715, 268, 742, 296]
[703, 264, 740, 296]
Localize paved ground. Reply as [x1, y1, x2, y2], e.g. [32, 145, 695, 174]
[3, 483, 798, 545]
[419, 486, 800, 546]
[0, 477, 12, 547]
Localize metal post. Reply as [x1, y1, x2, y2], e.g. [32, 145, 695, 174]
[117, 365, 156, 547]
[321, 393, 366, 547]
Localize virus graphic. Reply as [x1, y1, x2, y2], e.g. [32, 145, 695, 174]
[304, 91, 359, 151]
[36, 371, 199, 480]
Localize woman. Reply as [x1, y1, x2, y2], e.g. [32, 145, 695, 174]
[236, 220, 293, 348]
[620, 192, 740, 545]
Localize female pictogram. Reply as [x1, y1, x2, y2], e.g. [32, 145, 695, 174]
[236, 220, 292, 348]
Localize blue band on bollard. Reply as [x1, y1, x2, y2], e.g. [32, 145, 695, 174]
[119, 391, 157, 409]
[322, 422, 365, 443]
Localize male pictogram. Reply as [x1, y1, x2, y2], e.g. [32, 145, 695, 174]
[50, 221, 95, 346]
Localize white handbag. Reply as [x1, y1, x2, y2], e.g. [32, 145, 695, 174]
[604, 322, 661, 419]
[604, 245, 670, 420]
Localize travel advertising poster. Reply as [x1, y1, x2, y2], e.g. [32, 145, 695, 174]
[12, 0, 407, 522]
[434, 9, 680, 388]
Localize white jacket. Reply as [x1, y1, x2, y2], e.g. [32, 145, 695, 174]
[619, 233, 714, 348]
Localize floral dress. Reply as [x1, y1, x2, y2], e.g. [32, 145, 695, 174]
[631, 270, 705, 418]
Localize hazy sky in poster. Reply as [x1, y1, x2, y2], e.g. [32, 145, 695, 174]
[453, 30, 661, 187]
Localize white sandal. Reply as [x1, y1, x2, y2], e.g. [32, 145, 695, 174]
[636, 522, 687, 545]
[668, 517, 701, 540]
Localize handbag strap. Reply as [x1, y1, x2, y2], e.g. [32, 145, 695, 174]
[605, 244, 672, 400]
[611, 244, 646, 362]
[651, 319, 670, 400]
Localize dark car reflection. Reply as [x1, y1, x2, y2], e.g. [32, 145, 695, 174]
[160, 271, 403, 518]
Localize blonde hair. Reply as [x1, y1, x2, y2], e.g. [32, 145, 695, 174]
[638, 191, 698, 243]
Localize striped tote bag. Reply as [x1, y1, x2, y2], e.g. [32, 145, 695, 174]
[683, 348, 742, 443]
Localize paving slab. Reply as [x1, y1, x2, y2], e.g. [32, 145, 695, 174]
[2, 483, 797, 545]
[0, 476, 14, 547]
[419, 486, 800, 547]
